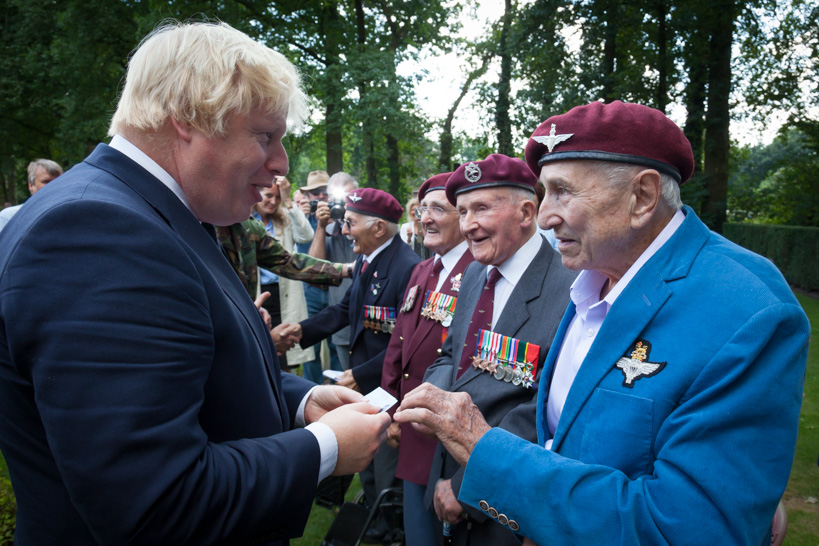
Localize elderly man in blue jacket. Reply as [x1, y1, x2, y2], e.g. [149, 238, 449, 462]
[396, 100, 810, 545]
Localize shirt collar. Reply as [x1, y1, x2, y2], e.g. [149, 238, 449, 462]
[436, 240, 469, 272]
[495, 231, 542, 287]
[109, 135, 193, 213]
[364, 235, 395, 263]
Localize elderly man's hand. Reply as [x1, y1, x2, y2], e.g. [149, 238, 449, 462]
[319, 402, 391, 476]
[335, 369, 360, 392]
[433, 479, 466, 524]
[271, 323, 301, 355]
[393, 383, 490, 467]
[385, 421, 401, 448]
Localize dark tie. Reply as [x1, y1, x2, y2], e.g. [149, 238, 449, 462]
[428, 257, 445, 293]
[202, 222, 218, 245]
[457, 268, 503, 378]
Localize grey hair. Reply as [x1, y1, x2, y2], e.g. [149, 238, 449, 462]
[27, 159, 63, 183]
[328, 171, 358, 191]
[365, 216, 399, 237]
[591, 161, 682, 210]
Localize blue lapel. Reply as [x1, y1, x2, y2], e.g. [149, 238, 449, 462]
[547, 207, 709, 451]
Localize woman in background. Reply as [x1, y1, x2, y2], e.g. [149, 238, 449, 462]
[252, 176, 316, 370]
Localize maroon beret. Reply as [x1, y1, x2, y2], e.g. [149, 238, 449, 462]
[418, 172, 452, 202]
[525, 100, 695, 184]
[345, 187, 404, 223]
[445, 154, 537, 205]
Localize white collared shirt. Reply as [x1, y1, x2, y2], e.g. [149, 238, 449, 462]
[109, 134, 339, 481]
[488, 231, 543, 328]
[433, 240, 470, 292]
[363, 235, 396, 266]
[545, 210, 685, 449]
[109, 135, 193, 213]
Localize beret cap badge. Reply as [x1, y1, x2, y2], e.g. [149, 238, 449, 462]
[464, 162, 482, 183]
[532, 124, 574, 153]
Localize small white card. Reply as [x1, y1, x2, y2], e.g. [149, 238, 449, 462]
[323, 369, 344, 382]
[364, 387, 398, 412]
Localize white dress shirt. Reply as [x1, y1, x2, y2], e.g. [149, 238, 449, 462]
[490, 231, 543, 328]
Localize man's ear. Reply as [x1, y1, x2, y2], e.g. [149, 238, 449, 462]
[629, 169, 662, 229]
[520, 199, 537, 228]
[170, 117, 194, 143]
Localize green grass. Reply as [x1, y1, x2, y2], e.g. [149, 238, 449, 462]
[0, 292, 817, 543]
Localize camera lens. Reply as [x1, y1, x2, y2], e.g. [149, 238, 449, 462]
[309, 200, 318, 214]
[330, 201, 346, 222]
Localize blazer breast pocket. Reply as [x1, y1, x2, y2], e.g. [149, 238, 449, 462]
[579, 388, 654, 479]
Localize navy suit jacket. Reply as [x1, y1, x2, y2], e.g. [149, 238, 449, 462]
[300, 235, 419, 393]
[0, 144, 320, 545]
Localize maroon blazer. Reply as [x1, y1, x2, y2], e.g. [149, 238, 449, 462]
[382, 248, 474, 485]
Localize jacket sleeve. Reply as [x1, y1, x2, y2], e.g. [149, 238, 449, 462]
[459, 303, 809, 545]
[287, 205, 315, 244]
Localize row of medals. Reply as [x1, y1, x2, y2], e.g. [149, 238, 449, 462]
[364, 319, 395, 333]
[420, 305, 453, 327]
[471, 356, 531, 387]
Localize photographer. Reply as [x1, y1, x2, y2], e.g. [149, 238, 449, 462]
[296, 170, 330, 252]
[308, 172, 358, 372]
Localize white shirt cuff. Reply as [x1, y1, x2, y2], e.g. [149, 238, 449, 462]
[296, 386, 339, 482]
[305, 422, 339, 482]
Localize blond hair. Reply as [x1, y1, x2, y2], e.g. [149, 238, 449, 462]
[109, 21, 308, 137]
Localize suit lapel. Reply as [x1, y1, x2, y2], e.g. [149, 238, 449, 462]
[86, 144, 286, 418]
[405, 250, 473, 364]
[549, 208, 708, 451]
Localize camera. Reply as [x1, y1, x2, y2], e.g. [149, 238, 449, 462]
[328, 200, 346, 222]
[309, 200, 319, 214]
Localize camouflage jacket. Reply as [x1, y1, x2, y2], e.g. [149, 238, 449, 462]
[216, 218, 344, 299]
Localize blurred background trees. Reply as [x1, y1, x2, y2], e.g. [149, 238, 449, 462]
[1, 0, 816, 229]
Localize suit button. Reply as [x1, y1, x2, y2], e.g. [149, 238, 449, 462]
[479, 500, 489, 512]
[349, 350, 352, 355]
[400, 336, 404, 341]
[403, 373, 409, 380]
[508, 520, 519, 531]
[488, 507, 498, 519]
[437, 348, 442, 355]
[498, 514, 509, 525]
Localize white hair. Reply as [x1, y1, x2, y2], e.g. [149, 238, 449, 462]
[592, 161, 682, 210]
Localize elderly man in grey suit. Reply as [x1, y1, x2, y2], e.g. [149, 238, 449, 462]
[421, 154, 576, 546]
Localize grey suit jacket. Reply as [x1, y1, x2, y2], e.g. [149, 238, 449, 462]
[423, 235, 576, 545]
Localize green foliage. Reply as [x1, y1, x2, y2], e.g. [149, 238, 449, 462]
[728, 127, 819, 226]
[723, 223, 819, 292]
[0, 477, 15, 545]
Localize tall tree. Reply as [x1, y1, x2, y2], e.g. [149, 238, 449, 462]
[495, 0, 515, 155]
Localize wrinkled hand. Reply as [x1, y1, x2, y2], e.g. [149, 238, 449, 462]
[393, 383, 490, 467]
[304, 385, 366, 424]
[319, 402, 391, 475]
[254, 291, 272, 329]
[385, 421, 401, 448]
[314, 201, 331, 229]
[271, 323, 301, 355]
[336, 369, 360, 392]
[433, 479, 466, 524]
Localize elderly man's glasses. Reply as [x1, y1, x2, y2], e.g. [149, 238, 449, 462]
[414, 206, 456, 220]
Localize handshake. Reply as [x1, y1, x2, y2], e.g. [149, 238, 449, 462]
[271, 323, 302, 355]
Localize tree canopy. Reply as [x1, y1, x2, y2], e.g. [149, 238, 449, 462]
[1, 0, 815, 228]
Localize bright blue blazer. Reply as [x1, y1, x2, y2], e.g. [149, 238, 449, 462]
[459, 207, 810, 545]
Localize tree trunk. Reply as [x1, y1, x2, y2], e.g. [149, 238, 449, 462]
[496, 0, 514, 156]
[601, 0, 619, 102]
[386, 134, 400, 197]
[655, 0, 668, 112]
[441, 61, 490, 171]
[323, 3, 344, 175]
[355, 0, 377, 185]
[702, 0, 734, 233]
